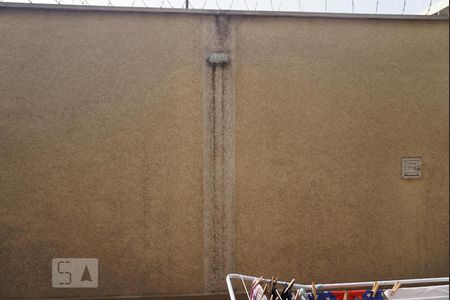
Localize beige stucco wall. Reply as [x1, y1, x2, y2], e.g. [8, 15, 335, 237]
[0, 8, 205, 298]
[0, 7, 448, 299]
[234, 16, 449, 282]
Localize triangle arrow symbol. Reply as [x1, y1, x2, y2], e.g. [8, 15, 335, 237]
[81, 265, 92, 282]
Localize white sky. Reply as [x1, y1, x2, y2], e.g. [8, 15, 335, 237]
[2, 0, 448, 14]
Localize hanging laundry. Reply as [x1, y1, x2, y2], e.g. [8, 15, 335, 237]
[234, 274, 449, 300]
[384, 284, 449, 300]
[251, 284, 266, 300]
[305, 290, 385, 300]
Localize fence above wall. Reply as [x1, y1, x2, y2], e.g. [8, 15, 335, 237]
[0, 0, 448, 15]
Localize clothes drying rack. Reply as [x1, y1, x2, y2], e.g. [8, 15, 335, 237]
[226, 273, 449, 300]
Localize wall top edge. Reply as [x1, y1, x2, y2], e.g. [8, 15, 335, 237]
[0, 2, 449, 21]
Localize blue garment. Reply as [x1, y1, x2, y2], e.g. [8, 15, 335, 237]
[306, 290, 384, 300]
[361, 290, 384, 300]
[306, 291, 336, 300]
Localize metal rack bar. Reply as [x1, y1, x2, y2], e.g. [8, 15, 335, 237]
[226, 273, 449, 300]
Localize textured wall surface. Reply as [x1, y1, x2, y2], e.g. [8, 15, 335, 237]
[0, 9, 205, 298]
[234, 16, 449, 282]
[0, 7, 448, 300]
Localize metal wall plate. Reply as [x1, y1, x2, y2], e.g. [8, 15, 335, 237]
[402, 157, 422, 179]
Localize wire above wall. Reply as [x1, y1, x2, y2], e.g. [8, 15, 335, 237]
[0, 0, 448, 15]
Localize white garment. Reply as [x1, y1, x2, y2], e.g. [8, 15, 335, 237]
[251, 284, 266, 300]
[384, 285, 449, 300]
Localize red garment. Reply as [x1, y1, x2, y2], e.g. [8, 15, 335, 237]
[328, 290, 368, 300]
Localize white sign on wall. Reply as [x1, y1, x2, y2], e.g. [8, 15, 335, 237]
[52, 258, 98, 288]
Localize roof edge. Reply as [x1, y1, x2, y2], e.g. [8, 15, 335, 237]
[1, 2, 449, 21]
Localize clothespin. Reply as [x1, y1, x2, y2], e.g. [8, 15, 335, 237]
[294, 289, 300, 300]
[283, 279, 296, 294]
[343, 291, 348, 300]
[253, 276, 264, 289]
[275, 288, 283, 300]
[311, 282, 317, 300]
[372, 281, 379, 297]
[269, 277, 275, 297]
[271, 277, 278, 298]
[391, 281, 402, 296]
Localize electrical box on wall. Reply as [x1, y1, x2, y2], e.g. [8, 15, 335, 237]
[402, 157, 422, 179]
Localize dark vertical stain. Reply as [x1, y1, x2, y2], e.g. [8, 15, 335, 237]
[214, 15, 231, 52]
[211, 65, 217, 211]
[204, 14, 234, 292]
[220, 67, 226, 204]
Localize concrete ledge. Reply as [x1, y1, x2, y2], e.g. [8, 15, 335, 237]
[0, 2, 449, 21]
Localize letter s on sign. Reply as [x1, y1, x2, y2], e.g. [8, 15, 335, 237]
[57, 261, 71, 285]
